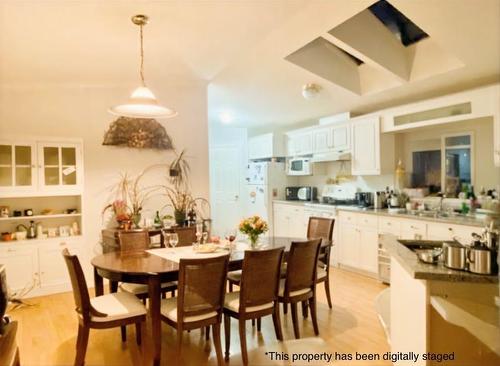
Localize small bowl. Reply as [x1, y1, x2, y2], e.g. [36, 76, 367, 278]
[417, 248, 442, 264]
[1, 232, 13, 241]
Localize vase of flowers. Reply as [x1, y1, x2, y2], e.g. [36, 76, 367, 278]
[238, 215, 268, 248]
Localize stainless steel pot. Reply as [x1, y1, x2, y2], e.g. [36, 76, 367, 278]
[467, 247, 498, 275]
[442, 241, 467, 270]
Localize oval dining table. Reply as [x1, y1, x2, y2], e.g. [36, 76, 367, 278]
[91, 236, 331, 366]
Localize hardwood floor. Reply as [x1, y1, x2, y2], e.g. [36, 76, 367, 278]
[9, 268, 390, 365]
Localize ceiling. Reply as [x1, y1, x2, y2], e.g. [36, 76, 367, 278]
[0, 1, 499, 128]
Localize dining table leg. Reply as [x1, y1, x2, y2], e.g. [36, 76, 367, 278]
[148, 274, 161, 366]
[93, 267, 104, 296]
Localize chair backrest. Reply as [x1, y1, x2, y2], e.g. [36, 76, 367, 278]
[239, 247, 284, 312]
[177, 255, 229, 322]
[117, 230, 150, 252]
[62, 248, 92, 323]
[172, 226, 197, 247]
[0, 265, 7, 335]
[284, 239, 322, 297]
[307, 217, 334, 267]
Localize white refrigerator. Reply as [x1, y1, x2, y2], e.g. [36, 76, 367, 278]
[245, 162, 294, 236]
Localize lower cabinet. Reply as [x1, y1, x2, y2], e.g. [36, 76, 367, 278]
[0, 237, 86, 298]
[273, 203, 306, 238]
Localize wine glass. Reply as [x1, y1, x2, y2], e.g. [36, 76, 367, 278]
[195, 223, 203, 244]
[202, 231, 208, 244]
[161, 229, 170, 248]
[170, 233, 179, 248]
[225, 229, 237, 244]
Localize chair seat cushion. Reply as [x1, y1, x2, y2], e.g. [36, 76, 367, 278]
[278, 280, 311, 298]
[89, 292, 146, 322]
[227, 270, 242, 283]
[160, 297, 217, 323]
[223, 291, 274, 313]
[317, 266, 327, 280]
[119, 281, 178, 295]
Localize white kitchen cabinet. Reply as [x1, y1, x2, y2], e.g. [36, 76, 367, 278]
[38, 238, 84, 289]
[248, 133, 285, 160]
[286, 130, 313, 157]
[338, 222, 359, 268]
[359, 228, 379, 273]
[400, 219, 427, 240]
[0, 141, 37, 195]
[378, 216, 401, 237]
[0, 244, 38, 294]
[272, 203, 306, 238]
[331, 124, 350, 152]
[427, 223, 478, 244]
[312, 128, 331, 154]
[312, 123, 350, 154]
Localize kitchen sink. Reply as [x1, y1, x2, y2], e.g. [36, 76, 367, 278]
[398, 239, 445, 251]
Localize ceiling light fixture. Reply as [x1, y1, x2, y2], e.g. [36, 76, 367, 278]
[109, 15, 177, 119]
[302, 83, 321, 100]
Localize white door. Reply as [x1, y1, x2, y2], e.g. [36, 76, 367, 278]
[0, 245, 38, 293]
[210, 146, 242, 235]
[351, 117, 380, 175]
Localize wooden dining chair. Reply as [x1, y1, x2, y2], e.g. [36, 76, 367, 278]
[223, 247, 284, 365]
[307, 217, 335, 309]
[62, 249, 147, 366]
[278, 239, 322, 339]
[160, 255, 229, 366]
[171, 226, 197, 247]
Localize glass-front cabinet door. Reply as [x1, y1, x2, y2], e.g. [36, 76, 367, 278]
[0, 142, 36, 194]
[38, 142, 82, 193]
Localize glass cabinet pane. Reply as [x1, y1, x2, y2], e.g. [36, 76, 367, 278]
[0, 145, 12, 165]
[62, 170, 76, 185]
[15, 146, 31, 165]
[15, 167, 32, 186]
[45, 167, 60, 185]
[44, 147, 59, 166]
[0, 167, 12, 186]
[61, 147, 76, 166]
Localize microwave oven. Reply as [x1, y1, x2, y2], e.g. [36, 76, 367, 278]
[286, 186, 317, 201]
[287, 157, 312, 176]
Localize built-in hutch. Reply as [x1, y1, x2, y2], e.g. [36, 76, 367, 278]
[0, 138, 84, 298]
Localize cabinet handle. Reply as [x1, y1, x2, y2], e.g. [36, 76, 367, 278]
[387, 222, 391, 226]
[59, 242, 67, 246]
[7, 248, 15, 253]
[448, 228, 453, 231]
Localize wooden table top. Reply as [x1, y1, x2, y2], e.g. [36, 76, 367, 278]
[91, 236, 330, 275]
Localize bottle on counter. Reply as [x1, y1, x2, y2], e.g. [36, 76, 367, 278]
[27, 220, 36, 239]
[153, 211, 162, 228]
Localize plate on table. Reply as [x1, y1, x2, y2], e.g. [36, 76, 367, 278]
[194, 244, 219, 253]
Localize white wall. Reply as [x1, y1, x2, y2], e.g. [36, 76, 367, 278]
[0, 82, 209, 262]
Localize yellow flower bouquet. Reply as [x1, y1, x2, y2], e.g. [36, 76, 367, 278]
[238, 215, 269, 247]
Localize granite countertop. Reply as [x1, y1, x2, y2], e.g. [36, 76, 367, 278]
[273, 199, 486, 227]
[380, 234, 498, 284]
[335, 206, 486, 227]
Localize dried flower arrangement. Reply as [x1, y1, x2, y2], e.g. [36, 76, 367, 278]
[102, 117, 173, 150]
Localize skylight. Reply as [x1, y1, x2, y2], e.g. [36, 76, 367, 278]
[368, 0, 429, 47]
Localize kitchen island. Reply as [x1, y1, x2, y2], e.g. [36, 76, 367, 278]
[380, 234, 499, 366]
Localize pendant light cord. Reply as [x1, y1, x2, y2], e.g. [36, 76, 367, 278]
[139, 24, 145, 86]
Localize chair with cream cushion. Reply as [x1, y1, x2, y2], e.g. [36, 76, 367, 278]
[160, 255, 229, 366]
[223, 247, 284, 365]
[62, 249, 146, 366]
[278, 239, 322, 339]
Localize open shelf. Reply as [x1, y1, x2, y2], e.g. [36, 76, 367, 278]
[0, 213, 81, 222]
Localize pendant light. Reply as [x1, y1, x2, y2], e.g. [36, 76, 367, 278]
[109, 15, 177, 119]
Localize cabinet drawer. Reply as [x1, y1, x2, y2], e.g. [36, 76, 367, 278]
[339, 211, 357, 225]
[378, 217, 401, 235]
[427, 224, 478, 244]
[356, 214, 378, 228]
[400, 219, 426, 239]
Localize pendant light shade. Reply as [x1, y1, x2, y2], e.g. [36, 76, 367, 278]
[109, 86, 178, 119]
[109, 15, 177, 119]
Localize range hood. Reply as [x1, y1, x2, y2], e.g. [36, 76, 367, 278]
[311, 151, 351, 163]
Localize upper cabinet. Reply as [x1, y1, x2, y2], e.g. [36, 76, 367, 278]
[248, 133, 285, 160]
[351, 116, 394, 176]
[312, 123, 350, 154]
[0, 140, 83, 197]
[286, 130, 313, 157]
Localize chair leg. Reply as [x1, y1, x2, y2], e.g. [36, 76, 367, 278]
[251, 319, 255, 327]
[75, 324, 89, 366]
[135, 322, 142, 346]
[309, 296, 319, 336]
[229, 282, 233, 292]
[170, 289, 175, 297]
[283, 302, 288, 314]
[290, 302, 300, 339]
[212, 323, 224, 366]
[272, 305, 283, 341]
[301, 300, 308, 318]
[224, 314, 231, 361]
[324, 278, 333, 309]
[205, 326, 210, 341]
[120, 325, 126, 342]
[238, 320, 248, 366]
[256, 317, 261, 332]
